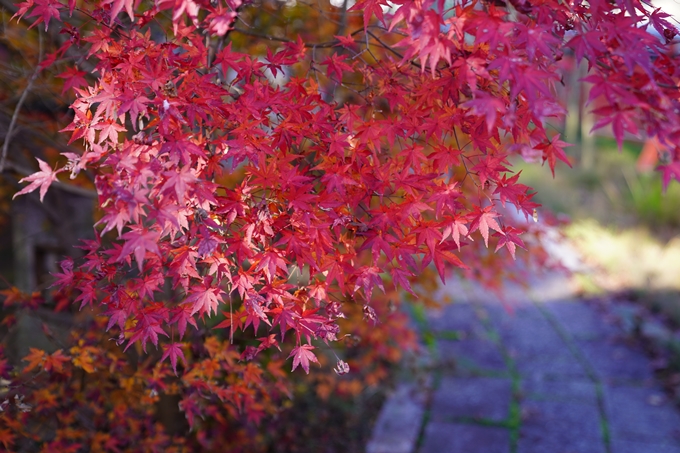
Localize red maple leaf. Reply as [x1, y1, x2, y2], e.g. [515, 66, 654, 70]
[494, 227, 526, 260]
[161, 342, 187, 375]
[535, 134, 572, 177]
[254, 250, 288, 283]
[320, 53, 353, 82]
[104, 307, 128, 332]
[658, 162, 680, 192]
[23, 0, 62, 31]
[185, 277, 225, 316]
[170, 306, 199, 339]
[118, 92, 151, 127]
[334, 34, 357, 50]
[288, 344, 319, 374]
[125, 319, 169, 353]
[349, 0, 387, 29]
[103, 0, 135, 23]
[422, 245, 467, 284]
[462, 93, 505, 134]
[270, 304, 300, 341]
[56, 67, 88, 94]
[390, 266, 416, 296]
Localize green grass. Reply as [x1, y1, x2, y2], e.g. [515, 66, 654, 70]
[565, 220, 680, 325]
[515, 136, 680, 236]
[516, 136, 680, 327]
[434, 330, 463, 341]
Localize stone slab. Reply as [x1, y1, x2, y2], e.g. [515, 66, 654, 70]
[514, 352, 589, 380]
[431, 376, 512, 422]
[499, 307, 569, 357]
[519, 400, 605, 453]
[472, 302, 509, 331]
[427, 302, 478, 333]
[610, 438, 680, 453]
[528, 272, 579, 302]
[437, 338, 507, 374]
[366, 383, 427, 453]
[522, 377, 598, 403]
[419, 422, 510, 453]
[604, 385, 680, 445]
[544, 300, 619, 341]
[578, 340, 654, 383]
[517, 432, 607, 453]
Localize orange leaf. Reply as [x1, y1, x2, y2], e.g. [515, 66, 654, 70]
[44, 349, 71, 373]
[22, 348, 46, 373]
[0, 427, 15, 450]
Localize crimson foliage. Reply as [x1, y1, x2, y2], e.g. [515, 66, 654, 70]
[4, 0, 680, 448]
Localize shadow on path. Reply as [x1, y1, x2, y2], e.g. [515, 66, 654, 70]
[367, 274, 680, 453]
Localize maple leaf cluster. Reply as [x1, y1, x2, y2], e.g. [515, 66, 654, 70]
[0, 267, 417, 450]
[9, 0, 680, 401]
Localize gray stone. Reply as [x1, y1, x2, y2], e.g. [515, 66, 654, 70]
[528, 272, 579, 302]
[518, 400, 605, 453]
[472, 302, 509, 331]
[514, 352, 589, 380]
[419, 422, 510, 453]
[499, 307, 568, 356]
[578, 340, 654, 383]
[434, 277, 477, 305]
[460, 281, 502, 304]
[604, 385, 680, 444]
[437, 338, 507, 374]
[427, 302, 478, 333]
[544, 300, 618, 340]
[374, 266, 680, 453]
[517, 434, 606, 453]
[610, 438, 680, 453]
[431, 376, 512, 422]
[495, 281, 532, 303]
[366, 384, 427, 453]
[522, 377, 597, 403]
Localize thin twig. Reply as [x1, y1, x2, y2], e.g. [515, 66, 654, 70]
[0, 30, 44, 173]
[4, 160, 98, 199]
[231, 27, 364, 48]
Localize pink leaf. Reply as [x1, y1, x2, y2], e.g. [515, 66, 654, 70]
[118, 228, 161, 272]
[469, 206, 503, 248]
[441, 218, 470, 251]
[13, 158, 61, 202]
[184, 277, 224, 316]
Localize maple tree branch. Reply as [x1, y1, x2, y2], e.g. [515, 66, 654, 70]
[0, 30, 43, 174]
[365, 29, 403, 60]
[365, 29, 434, 73]
[337, 0, 350, 37]
[231, 27, 364, 48]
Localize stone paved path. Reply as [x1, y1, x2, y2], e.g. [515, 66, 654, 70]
[367, 273, 680, 453]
